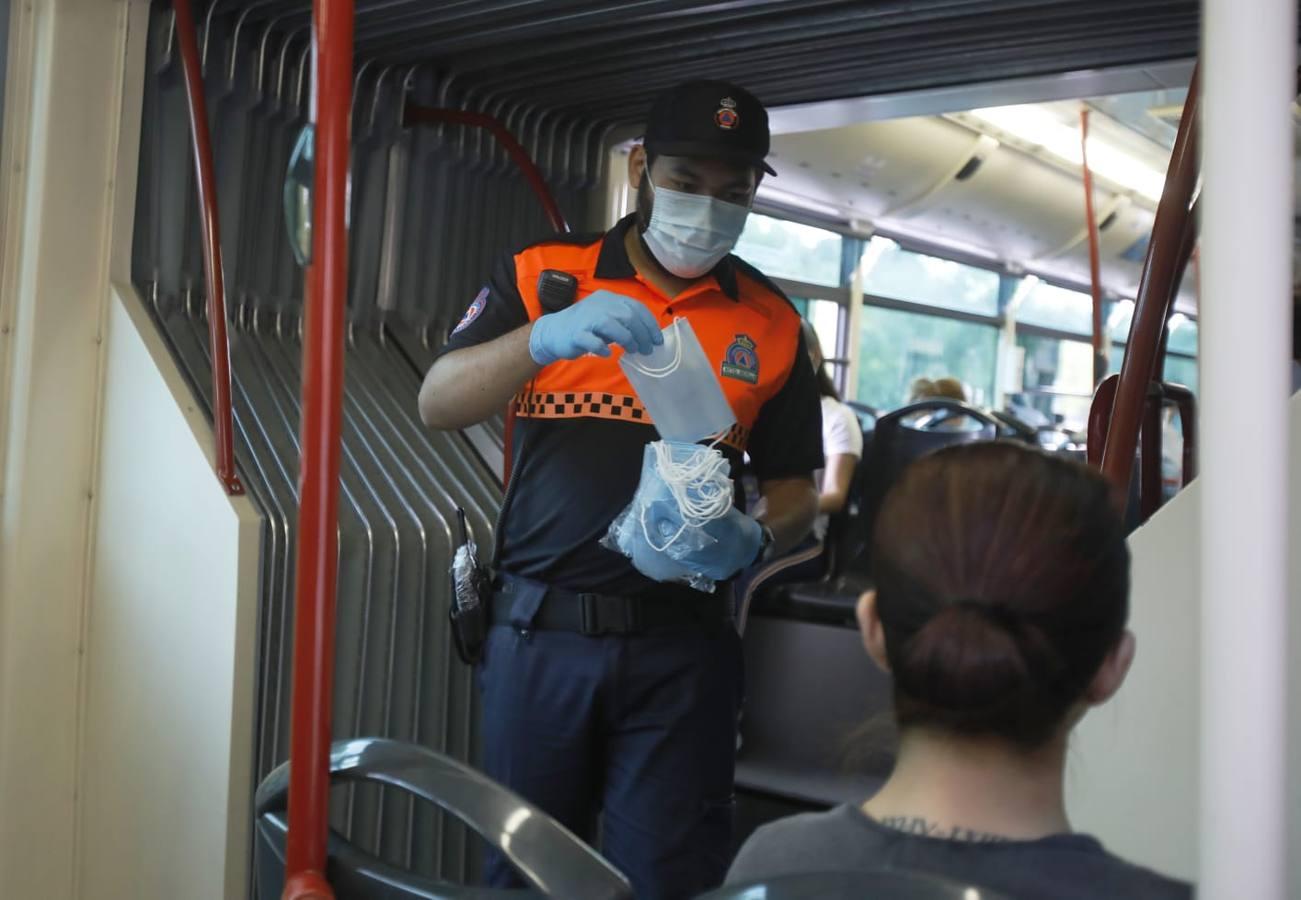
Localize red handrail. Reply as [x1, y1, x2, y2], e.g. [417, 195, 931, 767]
[1079, 107, 1106, 387]
[402, 104, 570, 234]
[1098, 65, 1201, 494]
[403, 104, 571, 487]
[282, 0, 354, 897]
[173, 0, 243, 496]
[1087, 374, 1118, 468]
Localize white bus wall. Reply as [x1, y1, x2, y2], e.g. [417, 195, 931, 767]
[1292, 390, 1301, 899]
[1, 3, 259, 898]
[78, 285, 261, 900]
[1067, 390, 1301, 892]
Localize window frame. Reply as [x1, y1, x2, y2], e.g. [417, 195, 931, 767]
[742, 202, 1200, 417]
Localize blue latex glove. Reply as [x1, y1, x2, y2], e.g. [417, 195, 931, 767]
[529, 289, 663, 366]
[675, 507, 764, 581]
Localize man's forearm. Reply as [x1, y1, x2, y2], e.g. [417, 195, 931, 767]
[418, 324, 541, 430]
[757, 476, 819, 554]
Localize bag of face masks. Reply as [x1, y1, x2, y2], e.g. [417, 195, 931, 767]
[602, 440, 735, 593]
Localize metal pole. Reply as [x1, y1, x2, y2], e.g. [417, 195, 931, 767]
[1200, 0, 1294, 896]
[283, 0, 354, 896]
[1079, 107, 1106, 386]
[1099, 67, 1200, 493]
[173, 0, 244, 496]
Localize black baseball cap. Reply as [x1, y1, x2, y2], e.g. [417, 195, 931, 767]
[643, 79, 776, 176]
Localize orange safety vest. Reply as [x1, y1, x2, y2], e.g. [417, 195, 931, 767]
[509, 229, 803, 453]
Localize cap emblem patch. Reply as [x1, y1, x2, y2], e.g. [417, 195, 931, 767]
[715, 96, 740, 130]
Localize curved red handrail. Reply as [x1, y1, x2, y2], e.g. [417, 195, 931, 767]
[1087, 374, 1118, 469]
[1098, 65, 1200, 495]
[172, 0, 243, 496]
[403, 104, 570, 235]
[403, 104, 572, 487]
[283, 0, 354, 897]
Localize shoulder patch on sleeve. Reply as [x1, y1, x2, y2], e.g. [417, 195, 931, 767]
[452, 286, 489, 334]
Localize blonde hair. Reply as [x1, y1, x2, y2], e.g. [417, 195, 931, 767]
[932, 377, 966, 402]
[909, 377, 936, 403]
[909, 376, 966, 403]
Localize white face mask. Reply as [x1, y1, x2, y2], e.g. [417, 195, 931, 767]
[642, 176, 751, 279]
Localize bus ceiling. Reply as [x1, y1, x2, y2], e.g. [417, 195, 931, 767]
[203, 1, 1202, 121]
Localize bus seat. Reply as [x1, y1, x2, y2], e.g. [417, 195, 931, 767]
[735, 616, 896, 836]
[757, 400, 999, 624]
[697, 870, 1013, 899]
[254, 738, 632, 900]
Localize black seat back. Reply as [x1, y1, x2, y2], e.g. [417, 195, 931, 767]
[737, 616, 896, 789]
[841, 399, 999, 579]
[819, 430, 874, 580]
[989, 409, 1038, 443]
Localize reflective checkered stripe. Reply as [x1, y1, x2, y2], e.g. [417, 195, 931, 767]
[718, 422, 751, 450]
[515, 391, 649, 421]
[514, 390, 750, 451]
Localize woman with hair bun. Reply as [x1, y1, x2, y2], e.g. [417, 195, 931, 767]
[726, 442, 1191, 899]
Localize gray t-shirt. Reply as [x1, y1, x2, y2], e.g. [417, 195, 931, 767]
[726, 804, 1191, 900]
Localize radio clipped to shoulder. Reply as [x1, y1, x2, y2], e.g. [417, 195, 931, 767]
[537, 268, 579, 312]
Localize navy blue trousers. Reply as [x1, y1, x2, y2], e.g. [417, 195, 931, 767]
[477, 615, 744, 900]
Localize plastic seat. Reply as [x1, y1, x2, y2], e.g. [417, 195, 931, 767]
[734, 615, 895, 817]
[764, 399, 999, 624]
[254, 738, 632, 900]
[696, 870, 1012, 899]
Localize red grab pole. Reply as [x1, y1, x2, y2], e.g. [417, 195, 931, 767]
[1080, 107, 1107, 387]
[172, 0, 243, 496]
[1099, 65, 1201, 494]
[282, 0, 354, 897]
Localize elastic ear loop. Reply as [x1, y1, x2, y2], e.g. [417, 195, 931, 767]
[622, 317, 684, 377]
[639, 433, 732, 553]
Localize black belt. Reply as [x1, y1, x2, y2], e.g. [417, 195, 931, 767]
[490, 578, 732, 636]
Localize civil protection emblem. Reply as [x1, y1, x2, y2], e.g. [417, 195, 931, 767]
[721, 334, 759, 384]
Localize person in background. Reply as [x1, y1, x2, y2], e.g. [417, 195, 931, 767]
[909, 375, 967, 404]
[908, 375, 973, 432]
[734, 319, 862, 630]
[726, 442, 1191, 900]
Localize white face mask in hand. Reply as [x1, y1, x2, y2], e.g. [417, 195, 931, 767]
[642, 177, 751, 279]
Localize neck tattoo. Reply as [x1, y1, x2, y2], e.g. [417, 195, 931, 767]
[878, 815, 1012, 844]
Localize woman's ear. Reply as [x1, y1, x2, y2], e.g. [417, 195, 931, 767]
[1083, 629, 1136, 706]
[857, 591, 891, 673]
[628, 144, 646, 189]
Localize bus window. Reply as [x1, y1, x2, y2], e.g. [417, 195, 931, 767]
[734, 212, 843, 287]
[1015, 333, 1095, 430]
[1016, 280, 1094, 334]
[861, 237, 1000, 316]
[856, 305, 997, 410]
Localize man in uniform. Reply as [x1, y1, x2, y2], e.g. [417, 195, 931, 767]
[419, 79, 822, 899]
